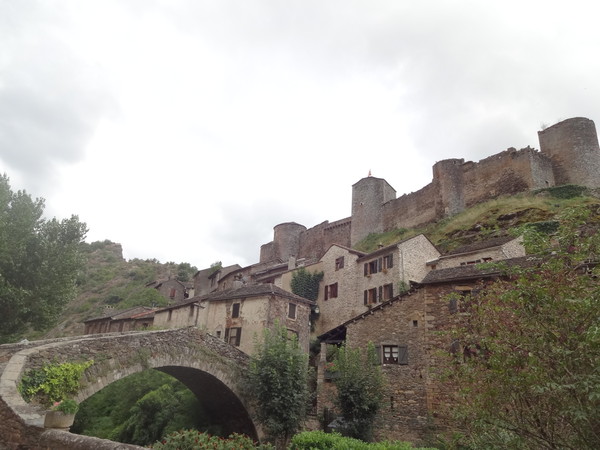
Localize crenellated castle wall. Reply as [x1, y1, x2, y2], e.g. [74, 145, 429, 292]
[260, 117, 600, 262]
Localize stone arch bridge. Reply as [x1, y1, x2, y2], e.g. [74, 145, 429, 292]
[0, 327, 261, 449]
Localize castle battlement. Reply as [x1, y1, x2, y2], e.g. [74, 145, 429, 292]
[260, 117, 599, 264]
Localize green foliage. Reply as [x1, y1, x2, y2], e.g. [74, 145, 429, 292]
[120, 286, 168, 309]
[447, 205, 600, 449]
[290, 267, 323, 301]
[151, 430, 274, 449]
[289, 431, 435, 450]
[333, 343, 384, 441]
[19, 360, 93, 406]
[210, 261, 223, 273]
[0, 174, 88, 342]
[72, 369, 212, 445]
[53, 398, 79, 414]
[535, 183, 587, 199]
[249, 323, 310, 447]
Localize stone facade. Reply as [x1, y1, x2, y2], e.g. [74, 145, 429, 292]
[153, 284, 313, 355]
[427, 236, 524, 270]
[258, 117, 599, 260]
[83, 307, 155, 334]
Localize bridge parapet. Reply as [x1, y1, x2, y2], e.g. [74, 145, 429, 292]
[0, 327, 259, 449]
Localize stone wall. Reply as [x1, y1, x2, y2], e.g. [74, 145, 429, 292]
[0, 328, 259, 449]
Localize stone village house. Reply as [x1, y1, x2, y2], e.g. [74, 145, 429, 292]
[152, 283, 314, 355]
[316, 256, 533, 443]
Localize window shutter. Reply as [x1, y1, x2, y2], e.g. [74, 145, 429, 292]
[364, 291, 368, 305]
[235, 328, 242, 346]
[224, 328, 230, 342]
[398, 346, 408, 365]
[378, 258, 382, 272]
[374, 345, 382, 365]
[364, 263, 368, 276]
[378, 286, 382, 302]
[389, 254, 394, 268]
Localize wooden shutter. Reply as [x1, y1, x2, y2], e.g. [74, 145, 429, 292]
[374, 345, 382, 365]
[364, 291, 368, 305]
[398, 346, 408, 365]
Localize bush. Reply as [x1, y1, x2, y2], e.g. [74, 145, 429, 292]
[150, 430, 273, 449]
[289, 431, 436, 450]
[19, 360, 93, 407]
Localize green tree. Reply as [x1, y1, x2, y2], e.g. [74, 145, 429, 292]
[447, 205, 600, 449]
[0, 174, 88, 342]
[249, 323, 310, 448]
[332, 343, 384, 442]
[290, 267, 323, 301]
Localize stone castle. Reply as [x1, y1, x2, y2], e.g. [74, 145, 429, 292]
[259, 117, 600, 264]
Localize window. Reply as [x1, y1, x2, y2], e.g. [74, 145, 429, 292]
[383, 254, 394, 269]
[189, 304, 195, 317]
[364, 288, 377, 305]
[288, 303, 297, 319]
[167, 310, 172, 321]
[335, 256, 345, 270]
[324, 282, 338, 300]
[364, 260, 379, 276]
[216, 330, 221, 338]
[169, 288, 176, 299]
[225, 327, 242, 346]
[381, 345, 408, 365]
[232, 303, 240, 318]
[383, 283, 394, 300]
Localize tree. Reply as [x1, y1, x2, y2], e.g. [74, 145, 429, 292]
[447, 205, 600, 449]
[290, 267, 323, 301]
[0, 174, 88, 343]
[332, 342, 384, 441]
[248, 323, 310, 448]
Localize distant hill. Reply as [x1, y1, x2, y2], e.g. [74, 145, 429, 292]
[41, 240, 197, 338]
[41, 185, 599, 340]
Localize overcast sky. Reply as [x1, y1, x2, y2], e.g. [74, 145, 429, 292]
[1, 0, 599, 269]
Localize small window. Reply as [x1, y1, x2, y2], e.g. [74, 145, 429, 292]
[288, 303, 297, 319]
[232, 303, 240, 318]
[383, 254, 394, 269]
[364, 288, 377, 305]
[335, 256, 345, 270]
[383, 283, 394, 300]
[325, 283, 338, 300]
[169, 288, 177, 299]
[382, 345, 408, 365]
[189, 304, 195, 317]
[225, 327, 242, 346]
[216, 330, 222, 338]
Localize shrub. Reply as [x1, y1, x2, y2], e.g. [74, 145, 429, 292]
[19, 360, 93, 407]
[150, 430, 273, 449]
[289, 431, 436, 450]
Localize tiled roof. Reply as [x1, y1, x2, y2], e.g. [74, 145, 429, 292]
[84, 306, 156, 323]
[421, 256, 535, 284]
[155, 283, 314, 312]
[444, 235, 517, 256]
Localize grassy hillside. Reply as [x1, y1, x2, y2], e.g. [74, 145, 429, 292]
[355, 185, 600, 253]
[42, 240, 197, 338]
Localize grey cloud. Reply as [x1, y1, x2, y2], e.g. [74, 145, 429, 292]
[0, 3, 116, 193]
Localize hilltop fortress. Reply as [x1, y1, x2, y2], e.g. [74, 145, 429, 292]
[260, 117, 600, 264]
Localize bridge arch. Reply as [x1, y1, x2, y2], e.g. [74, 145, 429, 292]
[0, 327, 262, 448]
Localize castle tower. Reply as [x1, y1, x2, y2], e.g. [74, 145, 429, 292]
[351, 176, 396, 246]
[272, 222, 306, 262]
[433, 158, 465, 217]
[538, 117, 600, 188]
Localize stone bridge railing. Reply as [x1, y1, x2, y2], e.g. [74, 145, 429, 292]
[0, 327, 258, 449]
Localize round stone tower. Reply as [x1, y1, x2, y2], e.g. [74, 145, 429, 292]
[351, 176, 396, 246]
[538, 117, 600, 188]
[272, 222, 306, 262]
[433, 158, 465, 217]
